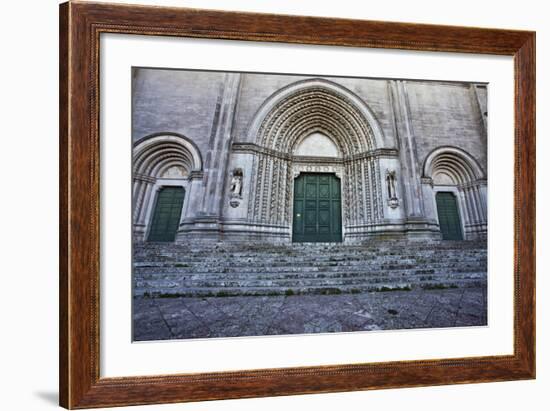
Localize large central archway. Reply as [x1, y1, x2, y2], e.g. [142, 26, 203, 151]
[246, 79, 387, 242]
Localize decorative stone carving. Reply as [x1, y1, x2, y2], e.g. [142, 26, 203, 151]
[292, 163, 344, 180]
[386, 169, 399, 208]
[249, 83, 385, 234]
[229, 168, 243, 208]
[229, 168, 243, 198]
[255, 87, 377, 153]
[420, 176, 434, 186]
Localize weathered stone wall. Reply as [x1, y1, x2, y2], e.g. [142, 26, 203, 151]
[132, 69, 487, 243]
[132, 70, 487, 174]
[405, 81, 486, 169]
[132, 68, 225, 156]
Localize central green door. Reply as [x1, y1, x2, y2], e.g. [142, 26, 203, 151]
[293, 173, 342, 243]
[147, 186, 185, 242]
[436, 192, 463, 240]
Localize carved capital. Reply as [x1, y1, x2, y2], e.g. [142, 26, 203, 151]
[420, 176, 434, 186]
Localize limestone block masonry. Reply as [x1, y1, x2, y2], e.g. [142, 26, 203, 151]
[132, 69, 488, 244]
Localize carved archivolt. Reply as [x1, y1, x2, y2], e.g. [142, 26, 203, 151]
[133, 133, 202, 178]
[423, 146, 485, 186]
[247, 80, 385, 230]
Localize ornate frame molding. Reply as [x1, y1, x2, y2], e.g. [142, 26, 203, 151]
[60, 2, 535, 408]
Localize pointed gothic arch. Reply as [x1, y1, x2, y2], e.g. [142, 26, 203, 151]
[246, 79, 388, 241]
[247, 78, 387, 151]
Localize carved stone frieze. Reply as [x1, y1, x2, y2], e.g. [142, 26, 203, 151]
[292, 163, 344, 179]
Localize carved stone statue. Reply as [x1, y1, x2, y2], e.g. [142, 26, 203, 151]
[229, 168, 243, 200]
[230, 175, 242, 196]
[386, 169, 399, 208]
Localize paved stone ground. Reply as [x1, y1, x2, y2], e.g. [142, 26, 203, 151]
[133, 287, 487, 341]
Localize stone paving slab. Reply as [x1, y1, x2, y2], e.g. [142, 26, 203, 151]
[133, 287, 487, 341]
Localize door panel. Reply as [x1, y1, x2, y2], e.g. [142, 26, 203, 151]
[147, 186, 185, 242]
[293, 173, 342, 242]
[436, 192, 463, 240]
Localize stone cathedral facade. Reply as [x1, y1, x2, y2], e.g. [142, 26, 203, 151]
[132, 69, 488, 244]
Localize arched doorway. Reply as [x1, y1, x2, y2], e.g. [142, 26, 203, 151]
[246, 78, 387, 242]
[422, 146, 487, 240]
[132, 133, 203, 242]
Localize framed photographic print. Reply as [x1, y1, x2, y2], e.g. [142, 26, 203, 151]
[59, 1, 535, 408]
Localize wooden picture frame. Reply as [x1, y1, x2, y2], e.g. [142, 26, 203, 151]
[59, 1, 535, 408]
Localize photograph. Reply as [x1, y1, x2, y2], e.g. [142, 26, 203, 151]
[131, 68, 489, 341]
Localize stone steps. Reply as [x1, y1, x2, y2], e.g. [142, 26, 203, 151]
[136, 277, 486, 298]
[134, 253, 486, 262]
[134, 265, 486, 277]
[134, 259, 486, 271]
[134, 253, 486, 263]
[136, 268, 486, 280]
[134, 244, 486, 257]
[133, 240, 487, 297]
[135, 272, 486, 289]
[135, 267, 484, 280]
[134, 247, 487, 257]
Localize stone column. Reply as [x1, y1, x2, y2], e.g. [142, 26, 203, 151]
[196, 73, 242, 229]
[185, 172, 203, 219]
[420, 178, 437, 222]
[176, 171, 204, 241]
[131, 174, 156, 241]
[477, 182, 488, 218]
[470, 84, 487, 136]
[388, 80, 440, 238]
[389, 80, 424, 217]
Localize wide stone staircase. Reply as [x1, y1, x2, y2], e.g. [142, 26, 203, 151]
[133, 240, 487, 297]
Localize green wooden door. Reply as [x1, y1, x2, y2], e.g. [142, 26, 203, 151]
[293, 173, 342, 243]
[147, 186, 185, 242]
[436, 192, 463, 240]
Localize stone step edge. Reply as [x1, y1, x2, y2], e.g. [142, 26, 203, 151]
[133, 266, 487, 277]
[135, 272, 486, 286]
[133, 258, 487, 269]
[134, 280, 486, 297]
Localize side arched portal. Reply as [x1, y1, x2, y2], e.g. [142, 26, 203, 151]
[422, 146, 487, 240]
[133, 133, 203, 242]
